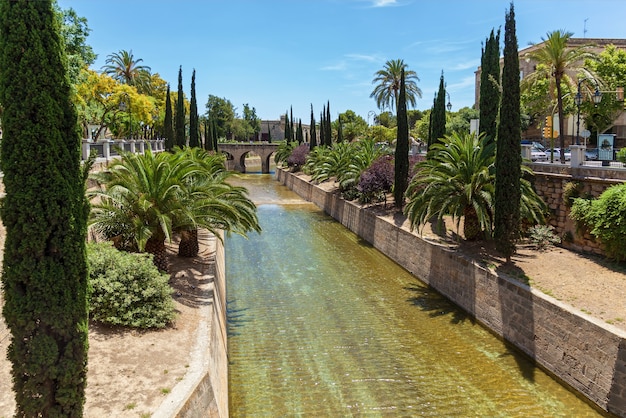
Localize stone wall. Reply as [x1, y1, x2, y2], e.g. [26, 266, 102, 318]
[530, 164, 626, 255]
[153, 232, 229, 418]
[277, 168, 626, 417]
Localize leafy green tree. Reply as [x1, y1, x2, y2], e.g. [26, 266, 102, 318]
[407, 109, 424, 129]
[370, 59, 422, 111]
[243, 103, 261, 141]
[448, 107, 480, 135]
[102, 49, 151, 93]
[56, 5, 96, 85]
[164, 84, 174, 151]
[0, 0, 89, 414]
[336, 110, 368, 142]
[479, 28, 501, 145]
[206, 95, 235, 140]
[189, 69, 199, 147]
[524, 30, 597, 162]
[175, 66, 186, 147]
[585, 44, 626, 138]
[429, 72, 447, 150]
[375, 111, 397, 128]
[494, 3, 522, 261]
[394, 69, 409, 209]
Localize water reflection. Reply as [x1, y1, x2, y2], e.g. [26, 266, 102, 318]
[226, 173, 603, 417]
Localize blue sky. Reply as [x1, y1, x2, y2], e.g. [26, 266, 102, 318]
[58, 0, 626, 123]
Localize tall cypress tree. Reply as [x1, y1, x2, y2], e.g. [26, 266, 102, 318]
[266, 122, 272, 143]
[203, 117, 210, 150]
[0, 1, 89, 414]
[320, 105, 326, 145]
[494, 2, 522, 261]
[189, 69, 199, 147]
[310, 104, 317, 150]
[337, 114, 344, 143]
[394, 69, 409, 209]
[429, 72, 447, 152]
[175, 65, 185, 147]
[290, 106, 295, 142]
[212, 117, 219, 151]
[479, 28, 501, 145]
[164, 84, 174, 151]
[297, 119, 303, 144]
[325, 101, 332, 145]
[284, 110, 290, 142]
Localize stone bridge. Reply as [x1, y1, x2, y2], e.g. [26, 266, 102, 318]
[217, 143, 279, 174]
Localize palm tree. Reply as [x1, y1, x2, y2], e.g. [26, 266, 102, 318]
[102, 49, 152, 92]
[404, 132, 546, 241]
[370, 59, 422, 112]
[88, 148, 261, 271]
[173, 146, 261, 257]
[523, 30, 597, 163]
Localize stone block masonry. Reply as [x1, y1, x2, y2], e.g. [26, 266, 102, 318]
[277, 168, 626, 417]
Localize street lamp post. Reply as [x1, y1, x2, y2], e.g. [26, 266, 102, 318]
[445, 91, 452, 112]
[574, 79, 602, 145]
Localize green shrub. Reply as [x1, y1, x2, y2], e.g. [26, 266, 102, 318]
[570, 184, 626, 261]
[562, 181, 582, 208]
[528, 225, 561, 251]
[616, 148, 626, 166]
[87, 242, 176, 328]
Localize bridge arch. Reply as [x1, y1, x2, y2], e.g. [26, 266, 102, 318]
[217, 143, 279, 173]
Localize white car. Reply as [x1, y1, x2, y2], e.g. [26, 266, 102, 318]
[545, 148, 571, 161]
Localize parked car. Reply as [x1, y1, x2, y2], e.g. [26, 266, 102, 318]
[584, 148, 598, 161]
[545, 148, 571, 161]
[525, 142, 548, 162]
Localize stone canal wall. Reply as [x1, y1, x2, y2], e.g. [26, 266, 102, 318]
[153, 232, 228, 418]
[277, 168, 626, 417]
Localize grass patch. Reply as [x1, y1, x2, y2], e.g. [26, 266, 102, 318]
[161, 388, 171, 395]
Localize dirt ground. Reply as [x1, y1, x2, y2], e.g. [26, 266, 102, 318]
[0, 233, 216, 417]
[1, 204, 626, 416]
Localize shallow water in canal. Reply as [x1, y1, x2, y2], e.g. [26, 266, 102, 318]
[226, 172, 603, 417]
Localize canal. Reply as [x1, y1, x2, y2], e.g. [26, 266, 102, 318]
[226, 172, 603, 417]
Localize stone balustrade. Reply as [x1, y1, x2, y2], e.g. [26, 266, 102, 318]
[81, 138, 165, 161]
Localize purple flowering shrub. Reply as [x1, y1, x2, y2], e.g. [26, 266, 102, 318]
[287, 144, 310, 171]
[357, 155, 394, 203]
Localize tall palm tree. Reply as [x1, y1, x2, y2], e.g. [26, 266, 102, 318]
[404, 132, 546, 241]
[523, 30, 597, 162]
[370, 59, 422, 112]
[102, 49, 152, 92]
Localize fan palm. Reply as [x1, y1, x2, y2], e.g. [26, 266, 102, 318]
[89, 149, 190, 271]
[173, 147, 260, 257]
[102, 49, 152, 93]
[89, 148, 261, 271]
[370, 59, 422, 112]
[405, 132, 547, 241]
[523, 30, 597, 162]
[405, 132, 496, 241]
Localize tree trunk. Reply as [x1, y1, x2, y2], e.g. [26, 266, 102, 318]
[145, 235, 168, 272]
[178, 228, 199, 258]
[463, 205, 481, 241]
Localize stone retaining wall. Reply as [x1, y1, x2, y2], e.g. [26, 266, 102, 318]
[153, 232, 228, 418]
[277, 168, 626, 417]
[530, 164, 626, 255]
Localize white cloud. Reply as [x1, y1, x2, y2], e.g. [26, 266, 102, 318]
[372, 0, 397, 6]
[321, 61, 347, 71]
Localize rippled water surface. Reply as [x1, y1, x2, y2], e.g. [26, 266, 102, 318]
[226, 172, 602, 417]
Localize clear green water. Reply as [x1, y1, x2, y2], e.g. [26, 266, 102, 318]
[226, 173, 603, 417]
